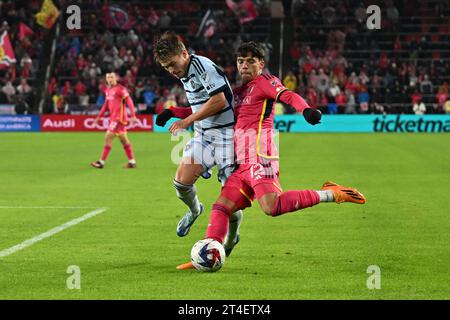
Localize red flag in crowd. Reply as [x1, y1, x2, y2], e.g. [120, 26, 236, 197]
[226, 0, 259, 24]
[19, 23, 34, 41]
[102, 5, 136, 30]
[196, 10, 217, 39]
[0, 31, 16, 69]
[35, 0, 60, 29]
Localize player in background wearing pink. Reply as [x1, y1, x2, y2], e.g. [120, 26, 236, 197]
[91, 72, 137, 169]
[177, 42, 366, 270]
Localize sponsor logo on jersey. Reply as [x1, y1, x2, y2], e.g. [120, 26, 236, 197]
[201, 72, 209, 82]
[250, 163, 265, 180]
[243, 96, 252, 104]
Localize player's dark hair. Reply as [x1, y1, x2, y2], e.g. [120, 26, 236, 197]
[236, 42, 265, 61]
[153, 31, 186, 63]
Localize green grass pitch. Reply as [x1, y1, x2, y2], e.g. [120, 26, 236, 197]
[0, 132, 449, 299]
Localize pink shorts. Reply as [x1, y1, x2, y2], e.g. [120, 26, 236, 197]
[107, 121, 127, 135]
[222, 161, 283, 207]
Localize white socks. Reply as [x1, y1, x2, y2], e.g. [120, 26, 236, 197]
[316, 190, 334, 202]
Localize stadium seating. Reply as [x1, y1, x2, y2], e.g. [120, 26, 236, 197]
[288, 0, 450, 114]
[1, 0, 449, 115]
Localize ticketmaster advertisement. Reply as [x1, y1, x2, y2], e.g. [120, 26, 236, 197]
[154, 114, 450, 133]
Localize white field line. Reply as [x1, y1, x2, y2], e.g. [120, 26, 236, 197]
[0, 207, 107, 259]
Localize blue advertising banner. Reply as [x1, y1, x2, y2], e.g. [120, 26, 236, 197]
[0, 115, 41, 132]
[274, 114, 450, 133]
[154, 114, 450, 133]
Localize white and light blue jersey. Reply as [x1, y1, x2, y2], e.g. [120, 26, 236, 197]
[180, 54, 235, 136]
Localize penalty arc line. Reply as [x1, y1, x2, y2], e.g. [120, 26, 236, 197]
[0, 207, 108, 259]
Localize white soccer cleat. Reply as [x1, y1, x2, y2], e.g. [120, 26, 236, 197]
[176, 203, 204, 237]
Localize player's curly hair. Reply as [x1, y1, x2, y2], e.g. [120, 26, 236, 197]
[236, 41, 266, 61]
[153, 31, 186, 63]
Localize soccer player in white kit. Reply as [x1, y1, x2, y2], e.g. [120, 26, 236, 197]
[153, 32, 242, 256]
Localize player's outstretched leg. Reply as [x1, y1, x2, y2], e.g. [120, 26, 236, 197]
[261, 182, 365, 217]
[223, 210, 243, 257]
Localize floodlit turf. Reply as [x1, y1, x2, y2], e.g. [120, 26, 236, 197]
[0, 132, 449, 299]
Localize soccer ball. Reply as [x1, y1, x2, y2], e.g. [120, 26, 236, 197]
[191, 238, 226, 272]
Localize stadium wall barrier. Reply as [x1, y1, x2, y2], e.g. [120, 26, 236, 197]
[2, 114, 449, 133]
[0, 115, 41, 132]
[0, 104, 15, 115]
[40, 114, 154, 132]
[153, 114, 450, 133]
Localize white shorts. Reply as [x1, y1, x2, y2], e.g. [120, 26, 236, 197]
[183, 129, 235, 185]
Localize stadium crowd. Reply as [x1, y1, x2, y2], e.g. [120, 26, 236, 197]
[1, 0, 449, 115]
[0, 0, 47, 114]
[284, 0, 450, 114]
[48, 0, 271, 115]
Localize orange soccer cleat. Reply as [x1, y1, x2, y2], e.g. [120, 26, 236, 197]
[321, 181, 366, 204]
[176, 261, 195, 270]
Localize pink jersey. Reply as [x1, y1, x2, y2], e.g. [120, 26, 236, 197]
[98, 84, 136, 124]
[233, 74, 287, 164]
[233, 74, 310, 164]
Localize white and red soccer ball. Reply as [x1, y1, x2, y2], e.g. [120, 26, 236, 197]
[191, 238, 226, 272]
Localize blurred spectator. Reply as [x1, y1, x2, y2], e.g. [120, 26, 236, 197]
[420, 75, 433, 101]
[354, 3, 366, 24]
[88, 63, 102, 79]
[53, 90, 68, 114]
[2, 81, 16, 103]
[328, 81, 341, 100]
[345, 89, 357, 114]
[16, 78, 32, 96]
[283, 71, 297, 91]
[435, 85, 448, 113]
[386, 1, 399, 26]
[444, 99, 450, 114]
[357, 86, 370, 113]
[158, 11, 172, 30]
[322, 5, 336, 25]
[335, 90, 347, 113]
[411, 90, 423, 106]
[14, 95, 31, 114]
[74, 79, 87, 95]
[306, 86, 318, 108]
[413, 101, 426, 115]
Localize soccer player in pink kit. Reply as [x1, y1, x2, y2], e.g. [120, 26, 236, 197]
[177, 42, 366, 270]
[91, 72, 137, 169]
